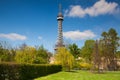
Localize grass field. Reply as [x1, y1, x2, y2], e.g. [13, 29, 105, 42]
[35, 70, 120, 80]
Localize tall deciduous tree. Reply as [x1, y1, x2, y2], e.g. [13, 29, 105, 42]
[81, 40, 95, 63]
[55, 47, 74, 71]
[100, 28, 120, 70]
[92, 40, 101, 73]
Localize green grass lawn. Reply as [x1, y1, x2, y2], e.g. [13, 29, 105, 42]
[34, 70, 120, 80]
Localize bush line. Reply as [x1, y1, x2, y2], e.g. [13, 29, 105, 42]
[0, 62, 62, 80]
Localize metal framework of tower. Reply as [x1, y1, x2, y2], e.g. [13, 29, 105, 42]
[55, 4, 65, 50]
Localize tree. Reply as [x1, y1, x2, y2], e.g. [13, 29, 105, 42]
[34, 45, 49, 64]
[68, 43, 81, 58]
[116, 51, 120, 58]
[15, 45, 50, 64]
[0, 41, 15, 62]
[15, 46, 36, 63]
[55, 47, 74, 71]
[92, 40, 101, 73]
[100, 28, 120, 70]
[81, 40, 95, 63]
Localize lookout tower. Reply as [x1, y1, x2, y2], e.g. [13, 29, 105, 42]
[55, 4, 65, 50]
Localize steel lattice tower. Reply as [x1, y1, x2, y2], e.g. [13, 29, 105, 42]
[55, 4, 65, 50]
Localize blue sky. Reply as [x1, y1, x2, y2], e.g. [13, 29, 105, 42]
[0, 0, 120, 52]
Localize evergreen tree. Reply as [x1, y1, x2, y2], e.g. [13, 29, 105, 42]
[68, 43, 81, 58]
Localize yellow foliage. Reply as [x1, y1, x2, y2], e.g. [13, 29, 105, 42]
[15, 46, 36, 63]
[80, 62, 92, 70]
[54, 47, 74, 71]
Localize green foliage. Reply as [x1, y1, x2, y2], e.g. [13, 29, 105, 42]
[0, 62, 20, 80]
[15, 45, 50, 64]
[116, 51, 120, 58]
[0, 62, 62, 80]
[15, 46, 37, 64]
[0, 41, 15, 62]
[68, 43, 81, 58]
[35, 46, 49, 64]
[81, 40, 95, 62]
[0, 41, 50, 64]
[100, 28, 120, 70]
[101, 28, 119, 54]
[55, 47, 74, 71]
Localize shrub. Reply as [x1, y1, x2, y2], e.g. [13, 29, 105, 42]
[80, 62, 92, 70]
[0, 62, 62, 80]
[0, 62, 20, 80]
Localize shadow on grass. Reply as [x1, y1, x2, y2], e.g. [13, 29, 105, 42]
[65, 70, 78, 73]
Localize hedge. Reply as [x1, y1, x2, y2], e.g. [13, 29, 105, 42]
[0, 62, 62, 80]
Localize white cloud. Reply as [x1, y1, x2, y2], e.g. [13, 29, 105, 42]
[0, 33, 27, 41]
[38, 36, 42, 40]
[63, 30, 96, 40]
[65, 5, 86, 17]
[65, 0, 119, 17]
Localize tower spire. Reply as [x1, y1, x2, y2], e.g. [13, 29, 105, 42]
[55, 4, 65, 51]
[59, 4, 62, 13]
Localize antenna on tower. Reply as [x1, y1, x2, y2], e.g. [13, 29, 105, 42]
[59, 4, 62, 13]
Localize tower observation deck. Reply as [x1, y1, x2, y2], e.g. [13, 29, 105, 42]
[55, 4, 65, 50]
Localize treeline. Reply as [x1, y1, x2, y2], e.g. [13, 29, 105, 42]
[0, 42, 52, 64]
[0, 28, 120, 71]
[55, 28, 120, 71]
